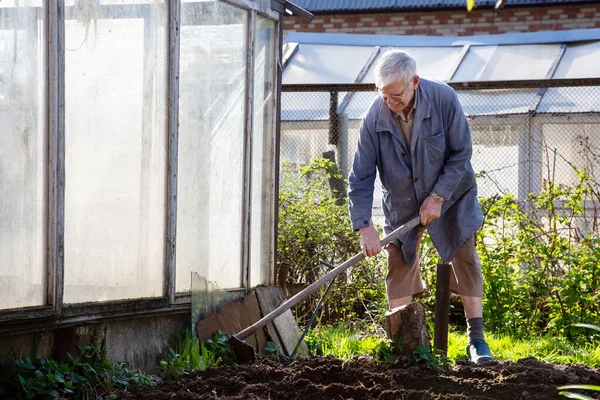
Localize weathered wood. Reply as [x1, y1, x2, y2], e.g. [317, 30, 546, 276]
[195, 293, 269, 355]
[434, 263, 452, 355]
[48, 0, 65, 312]
[241, 10, 256, 291]
[255, 286, 308, 358]
[217, 300, 256, 350]
[271, 11, 284, 288]
[243, 292, 269, 353]
[166, 0, 181, 304]
[196, 311, 221, 342]
[384, 302, 431, 357]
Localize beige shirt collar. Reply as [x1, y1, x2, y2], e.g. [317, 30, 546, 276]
[393, 89, 418, 121]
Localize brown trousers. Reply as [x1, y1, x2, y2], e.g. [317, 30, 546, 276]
[385, 236, 483, 301]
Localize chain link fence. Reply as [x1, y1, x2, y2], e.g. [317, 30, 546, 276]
[280, 80, 600, 227]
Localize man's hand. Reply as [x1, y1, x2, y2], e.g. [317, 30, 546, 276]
[359, 219, 381, 257]
[420, 196, 442, 225]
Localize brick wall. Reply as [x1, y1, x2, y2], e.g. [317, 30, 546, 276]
[283, 4, 600, 37]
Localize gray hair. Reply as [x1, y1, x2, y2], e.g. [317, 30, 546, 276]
[374, 50, 417, 89]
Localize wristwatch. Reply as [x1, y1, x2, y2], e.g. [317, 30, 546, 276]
[429, 191, 445, 204]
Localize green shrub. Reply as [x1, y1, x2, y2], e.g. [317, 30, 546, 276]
[159, 330, 237, 379]
[475, 174, 600, 340]
[277, 158, 389, 326]
[279, 158, 600, 341]
[14, 339, 154, 399]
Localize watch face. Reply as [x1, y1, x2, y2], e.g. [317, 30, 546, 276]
[431, 193, 443, 203]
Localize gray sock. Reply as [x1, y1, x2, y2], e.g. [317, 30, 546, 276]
[467, 318, 485, 343]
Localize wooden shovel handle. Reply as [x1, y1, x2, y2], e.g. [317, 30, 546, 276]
[234, 216, 421, 341]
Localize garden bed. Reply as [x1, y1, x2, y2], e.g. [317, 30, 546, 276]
[117, 355, 600, 399]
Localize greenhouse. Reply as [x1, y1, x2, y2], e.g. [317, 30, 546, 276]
[0, 0, 293, 370]
[3, 0, 600, 397]
[280, 29, 600, 222]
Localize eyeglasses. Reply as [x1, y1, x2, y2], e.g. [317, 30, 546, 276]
[377, 82, 414, 102]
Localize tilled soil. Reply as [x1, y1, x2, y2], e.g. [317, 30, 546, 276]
[116, 356, 600, 400]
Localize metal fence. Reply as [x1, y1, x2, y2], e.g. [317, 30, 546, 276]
[280, 79, 600, 225]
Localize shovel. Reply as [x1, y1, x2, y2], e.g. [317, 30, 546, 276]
[229, 216, 421, 362]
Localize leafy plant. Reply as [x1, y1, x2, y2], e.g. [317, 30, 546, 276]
[278, 158, 389, 327]
[473, 173, 600, 340]
[557, 324, 600, 399]
[264, 341, 281, 358]
[558, 384, 600, 400]
[159, 330, 236, 379]
[160, 329, 207, 379]
[408, 344, 449, 370]
[14, 339, 154, 399]
[203, 331, 238, 366]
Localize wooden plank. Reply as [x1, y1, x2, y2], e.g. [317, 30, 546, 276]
[242, 11, 257, 291]
[195, 311, 222, 342]
[271, 13, 284, 288]
[434, 263, 451, 355]
[195, 293, 269, 354]
[217, 300, 257, 350]
[244, 292, 269, 354]
[47, 0, 65, 312]
[255, 286, 308, 358]
[166, 0, 181, 303]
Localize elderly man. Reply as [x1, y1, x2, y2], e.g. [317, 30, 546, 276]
[348, 50, 493, 364]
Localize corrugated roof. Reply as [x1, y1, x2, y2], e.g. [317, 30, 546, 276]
[291, 0, 591, 13]
[281, 29, 600, 117]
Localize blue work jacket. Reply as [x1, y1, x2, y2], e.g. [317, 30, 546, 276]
[348, 78, 483, 266]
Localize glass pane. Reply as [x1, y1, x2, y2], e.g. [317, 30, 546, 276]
[0, 0, 45, 309]
[538, 86, 600, 114]
[454, 44, 560, 81]
[542, 124, 600, 187]
[538, 42, 600, 113]
[250, 17, 275, 287]
[361, 47, 463, 83]
[343, 91, 377, 120]
[282, 91, 346, 121]
[177, 1, 247, 291]
[554, 42, 600, 79]
[458, 89, 538, 116]
[471, 125, 520, 197]
[283, 44, 375, 84]
[450, 45, 496, 81]
[64, 0, 168, 302]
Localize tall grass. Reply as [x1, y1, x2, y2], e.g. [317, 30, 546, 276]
[305, 324, 600, 367]
[448, 330, 600, 367]
[305, 325, 392, 361]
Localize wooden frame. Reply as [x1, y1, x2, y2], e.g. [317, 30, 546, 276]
[0, 0, 282, 330]
[166, 0, 181, 305]
[242, 10, 257, 290]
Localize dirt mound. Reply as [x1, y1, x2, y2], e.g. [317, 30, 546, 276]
[116, 356, 600, 399]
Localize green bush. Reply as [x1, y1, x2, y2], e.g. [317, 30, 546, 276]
[277, 158, 389, 326]
[14, 339, 154, 399]
[476, 174, 600, 340]
[278, 158, 600, 341]
[159, 330, 237, 379]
